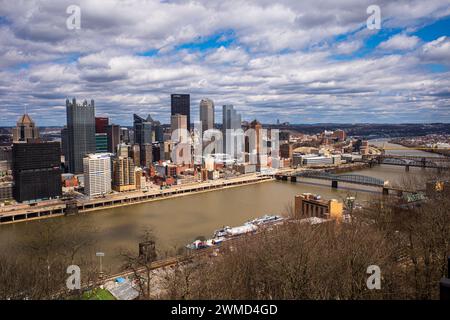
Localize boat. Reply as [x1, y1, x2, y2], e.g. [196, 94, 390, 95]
[245, 214, 284, 226]
[185, 239, 208, 250]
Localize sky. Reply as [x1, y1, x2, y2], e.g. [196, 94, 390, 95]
[0, 0, 449, 126]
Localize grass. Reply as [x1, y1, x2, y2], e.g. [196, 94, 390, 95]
[81, 288, 116, 300]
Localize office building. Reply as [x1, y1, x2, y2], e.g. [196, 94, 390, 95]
[222, 105, 242, 157]
[83, 153, 111, 198]
[95, 117, 109, 134]
[0, 182, 13, 201]
[133, 114, 154, 166]
[171, 114, 187, 142]
[112, 156, 136, 192]
[12, 142, 62, 202]
[129, 144, 141, 168]
[106, 124, 120, 154]
[120, 127, 131, 144]
[95, 133, 108, 153]
[66, 98, 96, 174]
[141, 144, 153, 168]
[12, 114, 40, 143]
[199, 98, 214, 132]
[171, 94, 190, 130]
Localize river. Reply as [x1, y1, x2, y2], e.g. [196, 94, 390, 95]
[0, 141, 440, 272]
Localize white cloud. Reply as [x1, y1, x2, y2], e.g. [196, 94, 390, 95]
[378, 34, 421, 51]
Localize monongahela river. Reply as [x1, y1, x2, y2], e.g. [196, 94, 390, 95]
[0, 141, 442, 272]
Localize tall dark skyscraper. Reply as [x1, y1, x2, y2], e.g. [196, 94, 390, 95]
[106, 124, 120, 154]
[12, 142, 62, 202]
[171, 94, 190, 131]
[66, 98, 96, 174]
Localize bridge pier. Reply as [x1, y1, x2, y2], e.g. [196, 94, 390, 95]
[331, 180, 338, 189]
[290, 176, 297, 183]
[405, 165, 410, 172]
[382, 187, 389, 195]
[281, 175, 288, 181]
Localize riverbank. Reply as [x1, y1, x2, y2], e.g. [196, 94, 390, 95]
[0, 174, 274, 225]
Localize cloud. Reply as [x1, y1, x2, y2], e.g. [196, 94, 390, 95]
[0, 0, 449, 125]
[378, 34, 421, 51]
[420, 36, 450, 64]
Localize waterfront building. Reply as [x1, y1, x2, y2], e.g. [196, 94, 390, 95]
[112, 156, 136, 192]
[12, 113, 40, 143]
[171, 94, 190, 131]
[106, 124, 120, 154]
[12, 142, 62, 202]
[83, 153, 111, 198]
[66, 98, 96, 174]
[295, 193, 343, 220]
[200, 98, 214, 132]
[0, 146, 12, 174]
[171, 114, 187, 142]
[0, 182, 13, 201]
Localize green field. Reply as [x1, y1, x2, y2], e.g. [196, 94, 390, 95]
[82, 288, 116, 300]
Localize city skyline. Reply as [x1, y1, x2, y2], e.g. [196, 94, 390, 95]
[0, 1, 449, 125]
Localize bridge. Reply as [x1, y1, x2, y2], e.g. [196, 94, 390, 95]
[370, 155, 450, 171]
[275, 170, 390, 190]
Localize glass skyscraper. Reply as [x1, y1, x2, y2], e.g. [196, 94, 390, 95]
[66, 98, 96, 174]
[171, 94, 190, 131]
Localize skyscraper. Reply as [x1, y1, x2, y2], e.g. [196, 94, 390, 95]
[171, 114, 187, 142]
[83, 153, 111, 198]
[112, 156, 135, 192]
[106, 124, 120, 154]
[199, 98, 214, 132]
[66, 98, 96, 174]
[12, 142, 62, 202]
[95, 117, 109, 134]
[222, 105, 242, 157]
[171, 94, 190, 130]
[12, 114, 40, 143]
[133, 114, 153, 167]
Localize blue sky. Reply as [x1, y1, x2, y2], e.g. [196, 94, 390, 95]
[0, 0, 449, 126]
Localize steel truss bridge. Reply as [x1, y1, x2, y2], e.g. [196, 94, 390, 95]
[292, 171, 387, 188]
[374, 155, 450, 170]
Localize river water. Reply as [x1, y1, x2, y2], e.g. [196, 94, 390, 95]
[0, 141, 440, 272]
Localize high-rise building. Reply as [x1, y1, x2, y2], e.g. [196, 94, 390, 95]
[171, 113, 187, 142]
[141, 144, 153, 168]
[222, 105, 242, 157]
[120, 127, 130, 144]
[153, 121, 164, 142]
[133, 114, 153, 166]
[171, 94, 190, 130]
[199, 98, 214, 132]
[117, 143, 129, 158]
[129, 144, 140, 168]
[66, 98, 96, 174]
[83, 153, 111, 198]
[12, 142, 62, 202]
[95, 133, 108, 153]
[106, 124, 120, 154]
[112, 156, 135, 192]
[12, 114, 40, 143]
[95, 117, 109, 134]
